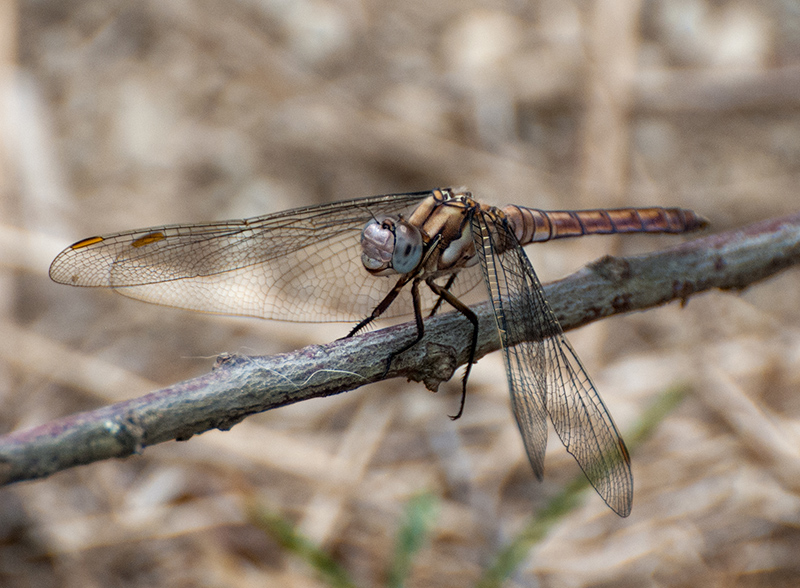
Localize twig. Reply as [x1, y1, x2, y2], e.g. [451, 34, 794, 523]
[1, 212, 799, 485]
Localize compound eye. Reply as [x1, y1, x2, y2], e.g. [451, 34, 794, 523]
[391, 221, 423, 274]
[361, 218, 394, 272]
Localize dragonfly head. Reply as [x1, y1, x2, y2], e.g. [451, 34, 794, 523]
[361, 216, 423, 276]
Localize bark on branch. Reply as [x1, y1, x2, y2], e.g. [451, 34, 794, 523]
[1, 212, 799, 485]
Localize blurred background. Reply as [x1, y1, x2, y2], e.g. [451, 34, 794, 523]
[2, 0, 800, 586]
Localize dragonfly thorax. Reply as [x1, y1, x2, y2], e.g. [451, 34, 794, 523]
[361, 216, 424, 276]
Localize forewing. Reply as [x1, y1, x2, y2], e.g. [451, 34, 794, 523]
[50, 191, 482, 322]
[471, 212, 548, 479]
[472, 210, 633, 517]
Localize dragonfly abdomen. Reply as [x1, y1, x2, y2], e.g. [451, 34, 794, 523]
[504, 205, 709, 245]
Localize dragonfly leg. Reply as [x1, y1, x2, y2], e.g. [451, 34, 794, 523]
[427, 273, 458, 318]
[425, 278, 478, 420]
[380, 278, 426, 378]
[346, 275, 426, 380]
[346, 275, 411, 338]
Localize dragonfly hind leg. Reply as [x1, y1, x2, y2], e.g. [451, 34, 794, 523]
[425, 278, 478, 420]
[346, 273, 479, 422]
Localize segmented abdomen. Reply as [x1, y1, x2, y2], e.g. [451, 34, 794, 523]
[503, 205, 709, 245]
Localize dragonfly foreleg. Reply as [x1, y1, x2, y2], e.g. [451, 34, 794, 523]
[425, 278, 478, 420]
[346, 275, 426, 382]
[345, 275, 411, 338]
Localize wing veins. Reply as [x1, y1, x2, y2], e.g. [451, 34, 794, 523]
[472, 209, 632, 516]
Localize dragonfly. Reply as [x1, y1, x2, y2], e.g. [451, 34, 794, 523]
[50, 188, 708, 516]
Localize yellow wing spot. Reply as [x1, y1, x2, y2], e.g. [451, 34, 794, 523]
[131, 232, 166, 248]
[70, 236, 104, 249]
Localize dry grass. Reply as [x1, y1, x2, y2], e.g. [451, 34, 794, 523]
[2, 0, 800, 586]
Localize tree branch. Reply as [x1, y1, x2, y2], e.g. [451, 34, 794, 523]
[2, 212, 799, 485]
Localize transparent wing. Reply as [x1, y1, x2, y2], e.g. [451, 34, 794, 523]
[471, 210, 633, 517]
[50, 190, 483, 322]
